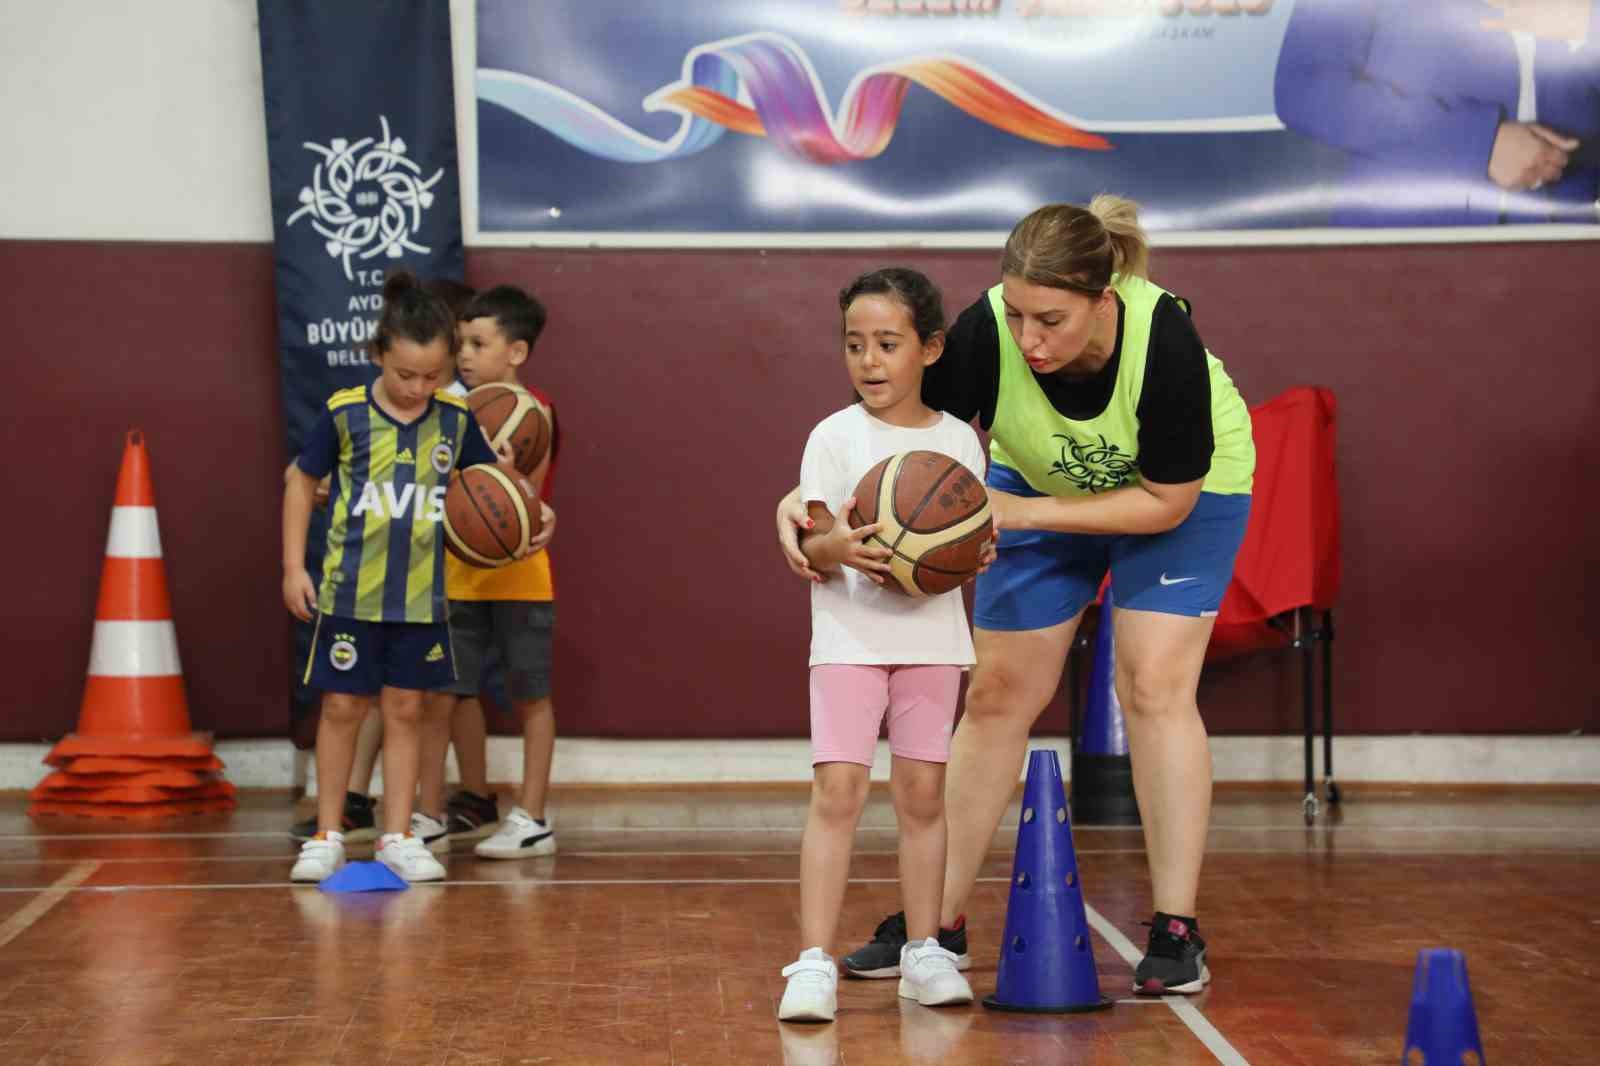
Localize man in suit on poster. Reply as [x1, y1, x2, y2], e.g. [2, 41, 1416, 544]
[1275, 0, 1600, 226]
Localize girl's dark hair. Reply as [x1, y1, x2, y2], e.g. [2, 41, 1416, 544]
[422, 277, 476, 322]
[838, 267, 946, 342]
[371, 271, 460, 359]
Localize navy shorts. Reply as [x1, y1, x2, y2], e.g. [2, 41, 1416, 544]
[303, 614, 456, 695]
[974, 464, 1251, 632]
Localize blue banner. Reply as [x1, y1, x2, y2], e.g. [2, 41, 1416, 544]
[475, 0, 1600, 239]
[259, 0, 463, 735]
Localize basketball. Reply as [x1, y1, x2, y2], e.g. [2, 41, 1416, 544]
[848, 450, 992, 596]
[466, 382, 551, 475]
[442, 464, 540, 568]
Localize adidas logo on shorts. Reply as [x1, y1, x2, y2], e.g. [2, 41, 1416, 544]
[425, 643, 445, 663]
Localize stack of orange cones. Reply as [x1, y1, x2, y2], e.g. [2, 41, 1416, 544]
[29, 431, 235, 819]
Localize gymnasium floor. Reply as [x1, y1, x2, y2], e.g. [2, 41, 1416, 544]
[0, 785, 1594, 1065]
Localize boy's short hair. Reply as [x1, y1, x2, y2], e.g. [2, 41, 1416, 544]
[463, 285, 547, 349]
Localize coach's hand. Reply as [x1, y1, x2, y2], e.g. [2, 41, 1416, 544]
[776, 488, 823, 583]
[527, 501, 556, 554]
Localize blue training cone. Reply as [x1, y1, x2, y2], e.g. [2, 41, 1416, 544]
[318, 860, 408, 894]
[1071, 584, 1140, 825]
[1402, 949, 1485, 1065]
[982, 749, 1111, 1013]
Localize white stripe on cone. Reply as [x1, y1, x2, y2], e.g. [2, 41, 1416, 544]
[105, 507, 163, 559]
[86, 621, 182, 677]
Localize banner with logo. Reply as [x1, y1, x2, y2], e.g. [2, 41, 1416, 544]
[475, 0, 1600, 242]
[258, 0, 463, 736]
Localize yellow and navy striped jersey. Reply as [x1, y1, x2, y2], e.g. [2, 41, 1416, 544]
[297, 385, 495, 623]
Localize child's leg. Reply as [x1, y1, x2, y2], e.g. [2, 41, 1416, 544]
[450, 698, 491, 796]
[377, 686, 425, 835]
[314, 693, 371, 832]
[418, 691, 456, 819]
[884, 665, 963, 942]
[889, 756, 948, 942]
[513, 696, 554, 820]
[348, 707, 384, 796]
[801, 664, 890, 952]
[799, 761, 872, 951]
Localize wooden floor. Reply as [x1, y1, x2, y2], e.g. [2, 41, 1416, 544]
[0, 784, 1595, 1065]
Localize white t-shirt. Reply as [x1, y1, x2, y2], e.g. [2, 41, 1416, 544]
[799, 404, 988, 667]
[446, 380, 468, 398]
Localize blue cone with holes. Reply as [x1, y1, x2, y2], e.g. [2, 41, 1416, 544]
[1402, 949, 1484, 1065]
[982, 748, 1110, 1013]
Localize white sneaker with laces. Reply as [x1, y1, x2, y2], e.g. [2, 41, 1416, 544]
[898, 937, 973, 1007]
[474, 806, 556, 859]
[778, 947, 838, 1022]
[290, 832, 345, 883]
[410, 811, 449, 855]
[377, 832, 446, 882]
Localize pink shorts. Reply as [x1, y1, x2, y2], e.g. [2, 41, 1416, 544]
[808, 664, 962, 768]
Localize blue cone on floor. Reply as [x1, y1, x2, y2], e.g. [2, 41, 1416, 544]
[319, 861, 408, 893]
[982, 749, 1110, 1013]
[1402, 949, 1485, 1065]
[1071, 584, 1140, 825]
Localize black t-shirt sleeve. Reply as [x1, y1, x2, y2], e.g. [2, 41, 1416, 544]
[458, 411, 498, 468]
[922, 295, 1000, 429]
[1136, 295, 1213, 485]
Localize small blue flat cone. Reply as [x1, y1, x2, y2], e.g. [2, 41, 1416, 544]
[1402, 949, 1484, 1065]
[318, 861, 408, 893]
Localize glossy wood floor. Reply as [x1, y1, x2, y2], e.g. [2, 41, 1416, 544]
[0, 784, 1594, 1065]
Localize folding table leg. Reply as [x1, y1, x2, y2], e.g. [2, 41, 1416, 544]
[1299, 608, 1318, 823]
[1322, 609, 1339, 806]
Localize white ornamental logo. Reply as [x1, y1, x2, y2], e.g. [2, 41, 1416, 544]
[286, 116, 444, 281]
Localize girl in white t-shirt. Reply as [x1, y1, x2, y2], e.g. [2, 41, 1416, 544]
[779, 268, 991, 1023]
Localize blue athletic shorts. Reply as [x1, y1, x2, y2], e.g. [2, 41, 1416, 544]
[303, 614, 456, 695]
[974, 464, 1251, 632]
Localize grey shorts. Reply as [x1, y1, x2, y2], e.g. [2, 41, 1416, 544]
[445, 600, 554, 702]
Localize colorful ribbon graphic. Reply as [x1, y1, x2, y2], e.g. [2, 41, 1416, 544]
[478, 32, 1111, 166]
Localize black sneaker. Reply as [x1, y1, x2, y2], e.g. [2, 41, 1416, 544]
[1133, 913, 1211, 995]
[841, 912, 971, 979]
[289, 791, 378, 844]
[444, 789, 501, 843]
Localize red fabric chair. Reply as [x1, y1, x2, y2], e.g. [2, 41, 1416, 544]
[1207, 386, 1342, 819]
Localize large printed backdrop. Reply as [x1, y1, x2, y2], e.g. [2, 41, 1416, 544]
[476, 0, 1600, 239]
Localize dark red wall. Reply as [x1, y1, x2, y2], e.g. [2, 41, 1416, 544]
[3, 238, 1596, 741]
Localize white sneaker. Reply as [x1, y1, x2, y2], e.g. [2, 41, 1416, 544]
[290, 832, 345, 883]
[377, 832, 446, 882]
[778, 947, 838, 1022]
[473, 806, 556, 859]
[410, 812, 449, 855]
[898, 937, 973, 1007]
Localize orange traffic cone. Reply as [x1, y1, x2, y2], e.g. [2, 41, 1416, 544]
[29, 431, 234, 818]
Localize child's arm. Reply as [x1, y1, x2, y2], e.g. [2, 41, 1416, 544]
[799, 497, 892, 583]
[282, 468, 319, 621]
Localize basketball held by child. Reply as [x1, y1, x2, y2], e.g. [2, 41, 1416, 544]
[848, 450, 992, 596]
[466, 382, 550, 475]
[442, 464, 540, 568]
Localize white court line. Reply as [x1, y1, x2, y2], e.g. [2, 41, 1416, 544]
[0, 845, 1592, 869]
[0, 875, 1017, 895]
[1083, 903, 1251, 1066]
[3, 823, 1592, 842]
[0, 861, 99, 948]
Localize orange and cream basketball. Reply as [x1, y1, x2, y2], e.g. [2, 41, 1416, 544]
[466, 382, 551, 475]
[848, 450, 992, 597]
[442, 464, 540, 568]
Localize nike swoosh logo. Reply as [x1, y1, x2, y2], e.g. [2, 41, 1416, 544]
[1159, 574, 1197, 586]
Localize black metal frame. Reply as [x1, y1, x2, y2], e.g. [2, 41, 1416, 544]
[1066, 605, 1338, 823]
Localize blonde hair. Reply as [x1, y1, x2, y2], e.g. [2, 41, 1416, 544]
[1000, 194, 1150, 294]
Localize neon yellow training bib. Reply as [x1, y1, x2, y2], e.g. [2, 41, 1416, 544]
[986, 275, 1254, 498]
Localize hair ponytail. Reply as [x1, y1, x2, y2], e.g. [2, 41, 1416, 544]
[1086, 194, 1149, 281]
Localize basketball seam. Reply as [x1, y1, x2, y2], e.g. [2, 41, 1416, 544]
[463, 467, 523, 560]
[893, 455, 963, 549]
